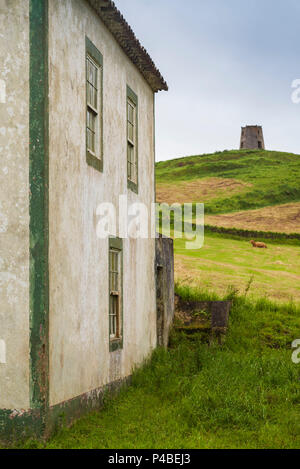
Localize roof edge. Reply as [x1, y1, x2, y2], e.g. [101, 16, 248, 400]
[86, 0, 168, 92]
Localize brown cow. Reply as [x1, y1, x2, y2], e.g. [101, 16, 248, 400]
[250, 240, 267, 249]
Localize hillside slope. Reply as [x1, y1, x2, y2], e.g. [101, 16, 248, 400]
[174, 234, 300, 302]
[205, 202, 300, 234]
[156, 149, 300, 215]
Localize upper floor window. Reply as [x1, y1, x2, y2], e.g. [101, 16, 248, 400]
[86, 37, 103, 172]
[86, 56, 99, 153]
[127, 86, 138, 193]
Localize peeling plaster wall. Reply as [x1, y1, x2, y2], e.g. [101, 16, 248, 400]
[0, 0, 30, 410]
[48, 0, 156, 406]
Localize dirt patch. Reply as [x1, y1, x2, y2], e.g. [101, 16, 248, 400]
[205, 202, 300, 234]
[156, 177, 251, 205]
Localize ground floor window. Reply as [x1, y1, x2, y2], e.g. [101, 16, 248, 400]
[109, 237, 123, 351]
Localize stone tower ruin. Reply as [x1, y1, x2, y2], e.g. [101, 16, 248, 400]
[240, 125, 265, 150]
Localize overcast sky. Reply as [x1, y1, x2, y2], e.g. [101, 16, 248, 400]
[115, 0, 300, 161]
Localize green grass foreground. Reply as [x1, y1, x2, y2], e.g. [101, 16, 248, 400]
[17, 286, 300, 449]
[156, 149, 300, 213]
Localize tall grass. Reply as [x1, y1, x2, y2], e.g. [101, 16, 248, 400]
[175, 283, 300, 349]
[17, 285, 300, 449]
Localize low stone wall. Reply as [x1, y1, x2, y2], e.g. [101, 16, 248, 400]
[175, 295, 232, 344]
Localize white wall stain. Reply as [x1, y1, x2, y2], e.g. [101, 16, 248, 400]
[0, 211, 8, 233]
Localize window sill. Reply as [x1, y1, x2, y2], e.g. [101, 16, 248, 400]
[127, 179, 138, 194]
[109, 338, 123, 352]
[86, 152, 103, 173]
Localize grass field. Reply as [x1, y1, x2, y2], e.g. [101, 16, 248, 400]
[157, 148, 300, 302]
[174, 233, 300, 303]
[13, 286, 299, 450]
[156, 149, 300, 217]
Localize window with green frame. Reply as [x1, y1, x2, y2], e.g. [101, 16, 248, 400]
[127, 86, 138, 193]
[86, 37, 103, 172]
[109, 238, 123, 351]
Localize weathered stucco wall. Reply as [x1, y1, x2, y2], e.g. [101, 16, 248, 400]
[48, 0, 156, 406]
[0, 0, 30, 410]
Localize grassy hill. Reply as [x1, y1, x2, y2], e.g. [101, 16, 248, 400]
[156, 149, 300, 215]
[157, 149, 300, 303]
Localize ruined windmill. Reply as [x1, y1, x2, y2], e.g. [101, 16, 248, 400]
[240, 125, 265, 150]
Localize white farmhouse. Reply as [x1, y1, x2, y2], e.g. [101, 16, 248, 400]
[0, 0, 172, 440]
